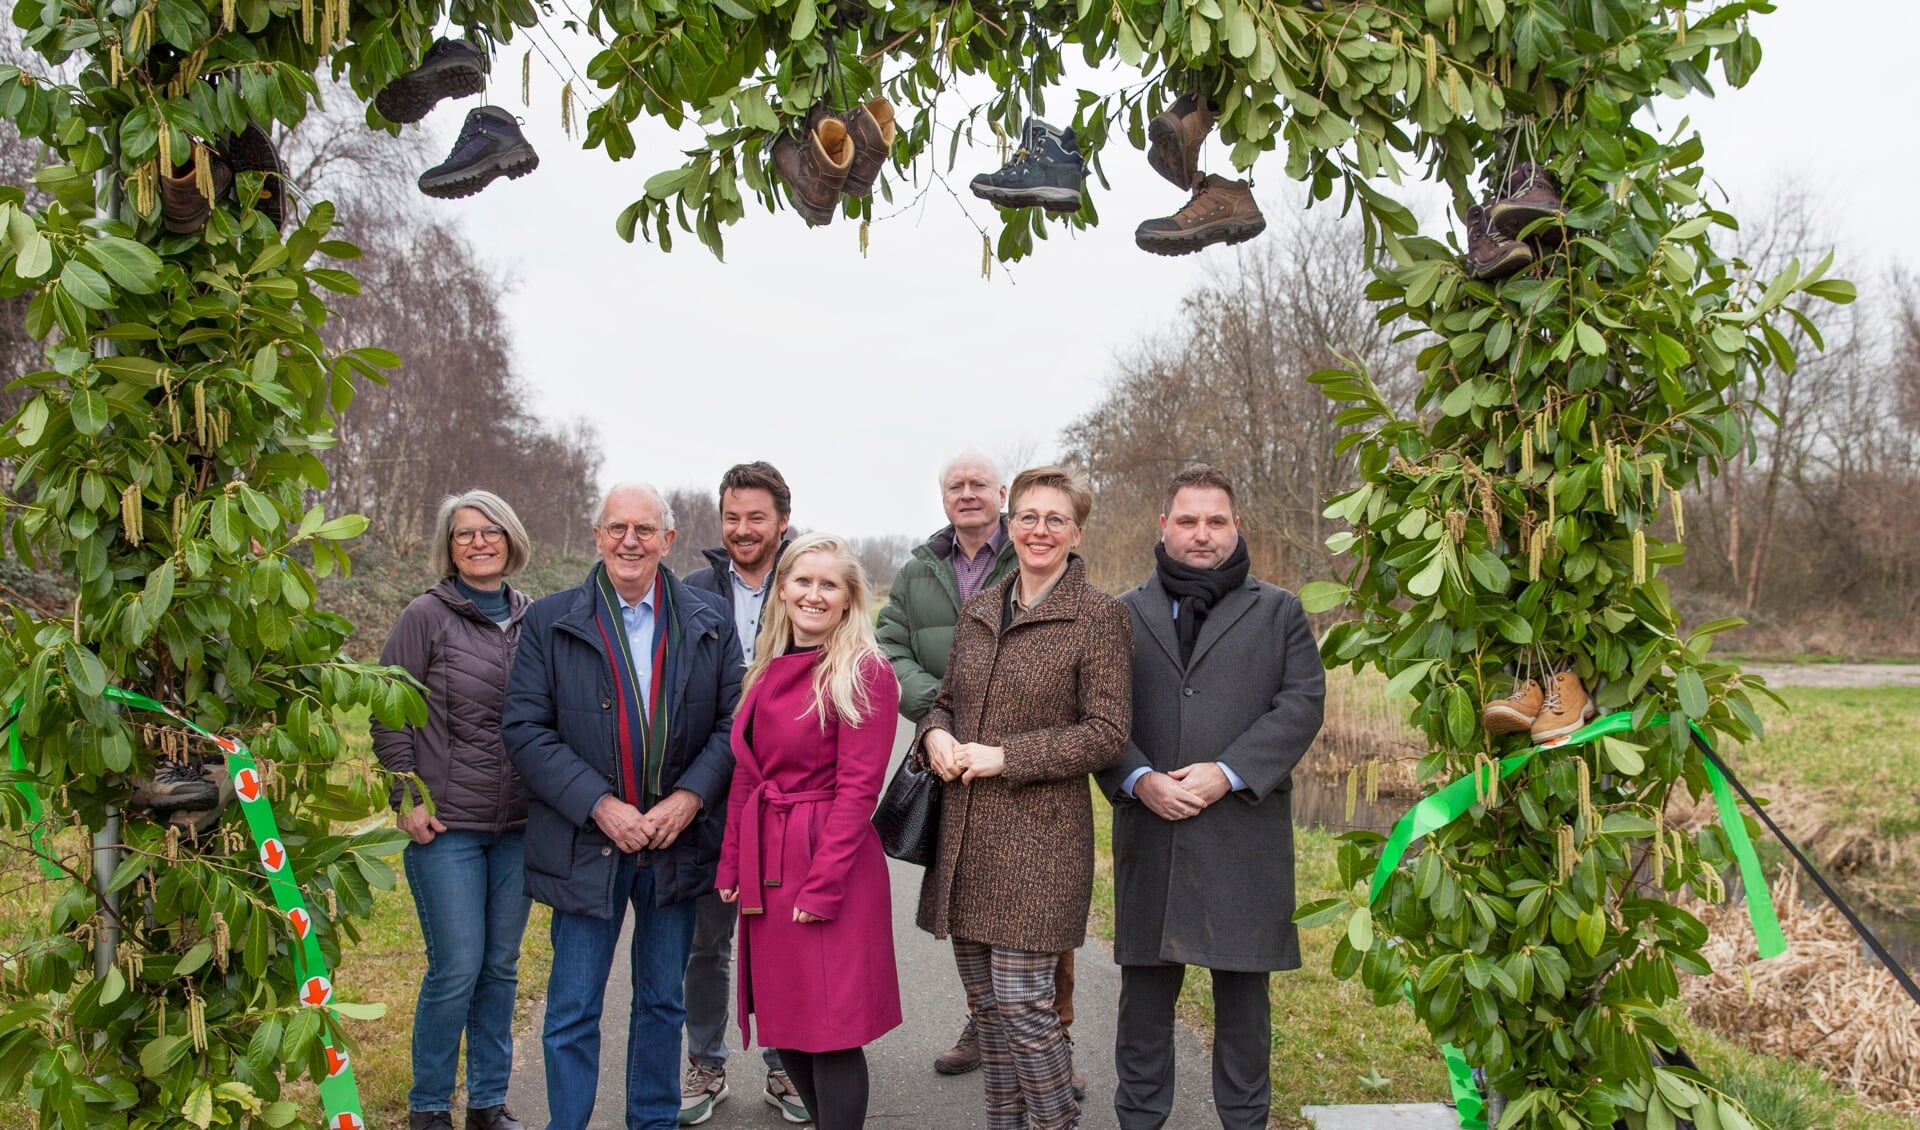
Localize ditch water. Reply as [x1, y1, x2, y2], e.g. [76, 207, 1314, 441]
[1289, 774, 1920, 978]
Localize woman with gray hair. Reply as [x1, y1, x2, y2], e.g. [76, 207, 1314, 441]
[372, 490, 536, 1130]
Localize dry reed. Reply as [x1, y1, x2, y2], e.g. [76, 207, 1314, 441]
[1684, 867, 1920, 1116]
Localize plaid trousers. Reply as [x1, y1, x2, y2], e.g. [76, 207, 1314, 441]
[953, 938, 1080, 1130]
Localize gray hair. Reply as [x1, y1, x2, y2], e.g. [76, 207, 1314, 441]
[430, 490, 532, 578]
[938, 450, 1003, 489]
[593, 482, 676, 532]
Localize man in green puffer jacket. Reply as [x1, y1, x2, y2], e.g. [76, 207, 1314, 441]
[878, 452, 1019, 723]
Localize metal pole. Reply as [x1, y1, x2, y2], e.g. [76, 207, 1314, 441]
[92, 810, 121, 977]
[89, 136, 126, 981]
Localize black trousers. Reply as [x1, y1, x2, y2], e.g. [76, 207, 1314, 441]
[1114, 963, 1271, 1130]
[775, 1047, 869, 1130]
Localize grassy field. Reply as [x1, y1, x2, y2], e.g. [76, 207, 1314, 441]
[1722, 685, 1920, 915]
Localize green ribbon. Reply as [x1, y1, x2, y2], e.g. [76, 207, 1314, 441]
[7, 688, 369, 1130]
[1364, 710, 1786, 1130]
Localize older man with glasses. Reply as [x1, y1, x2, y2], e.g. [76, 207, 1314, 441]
[504, 483, 743, 1130]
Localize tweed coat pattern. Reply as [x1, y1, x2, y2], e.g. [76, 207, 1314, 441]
[915, 556, 1133, 954]
[1096, 571, 1326, 971]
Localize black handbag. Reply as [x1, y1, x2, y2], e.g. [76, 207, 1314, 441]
[872, 748, 942, 866]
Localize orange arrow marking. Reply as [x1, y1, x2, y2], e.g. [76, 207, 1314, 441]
[287, 907, 311, 938]
[325, 1044, 350, 1078]
[234, 767, 262, 803]
[259, 839, 286, 872]
[300, 976, 333, 1008]
[330, 1114, 364, 1130]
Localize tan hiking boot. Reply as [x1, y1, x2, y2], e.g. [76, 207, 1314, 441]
[1483, 679, 1544, 735]
[1146, 92, 1215, 191]
[1531, 671, 1596, 742]
[771, 109, 855, 226]
[841, 96, 896, 198]
[1134, 174, 1267, 256]
[933, 1015, 981, 1074]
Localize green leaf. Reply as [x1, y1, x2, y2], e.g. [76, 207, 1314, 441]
[59, 260, 113, 310]
[139, 1035, 189, 1079]
[1574, 320, 1607, 357]
[1653, 1068, 1704, 1111]
[1384, 660, 1437, 700]
[94, 355, 166, 385]
[789, 0, 816, 38]
[313, 513, 369, 541]
[1347, 905, 1374, 952]
[15, 232, 52, 279]
[1407, 553, 1445, 598]
[70, 389, 108, 435]
[175, 939, 214, 976]
[259, 1101, 300, 1127]
[1293, 897, 1349, 928]
[1675, 668, 1709, 719]
[87, 236, 163, 293]
[98, 965, 126, 1005]
[62, 642, 108, 698]
[329, 1000, 387, 1020]
[1601, 737, 1646, 776]
[182, 1081, 215, 1129]
[1576, 909, 1605, 956]
[1298, 581, 1351, 613]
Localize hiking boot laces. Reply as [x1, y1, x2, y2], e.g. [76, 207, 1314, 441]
[154, 760, 208, 786]
[443, 112, 511, 167]
[1538, 686, 1563, 716]
[1174, 177, 1224, 221]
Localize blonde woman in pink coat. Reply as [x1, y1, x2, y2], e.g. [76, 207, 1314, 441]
[716, 532, 903, 1129]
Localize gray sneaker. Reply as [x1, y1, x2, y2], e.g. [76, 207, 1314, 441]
[764, 1069, 810, 1124]
[679, 1060, 727, 1125]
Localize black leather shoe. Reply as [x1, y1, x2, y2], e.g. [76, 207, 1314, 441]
[408, 1112, 453, 1130]
[465, 1106, 525, 1130]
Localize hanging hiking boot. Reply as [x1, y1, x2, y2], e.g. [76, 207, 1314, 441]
[1489, 160, 1565, 245]
[132, 759, 222, 814]
[419, 106, 540, 200]
[159, 148, 234, 234]
[969, 118, 1085, 214]
[1531, 670, 1596, 743]
[1146, 92, 1215, 191]
[1483, 678, 1544, 735]
[1134, 173, 1266, 256]
[770, 109, 855, 225]
[226, 122, 287, 230]
[840, 97, 896, 198]
[1463, 201, 1532, 280]
[375, 37, 490, 125]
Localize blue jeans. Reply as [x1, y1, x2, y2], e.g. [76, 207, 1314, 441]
[403, 830, 533, 1113]
[544, 853, 698, 1130]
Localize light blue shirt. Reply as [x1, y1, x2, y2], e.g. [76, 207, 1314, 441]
[1120, 595, 1247, 798]
[728, 564, 771, 666]
[617, 584, 658, 704]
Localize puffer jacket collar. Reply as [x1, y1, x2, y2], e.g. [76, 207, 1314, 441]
[426, 575, 532, 629]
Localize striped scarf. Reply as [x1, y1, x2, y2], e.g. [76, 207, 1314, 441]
[590, 563, 681, 810]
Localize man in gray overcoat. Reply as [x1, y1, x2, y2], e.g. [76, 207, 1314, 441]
[1096, 465, 1326, 1130]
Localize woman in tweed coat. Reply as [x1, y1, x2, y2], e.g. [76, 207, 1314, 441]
[917, 465, 1133, 1130]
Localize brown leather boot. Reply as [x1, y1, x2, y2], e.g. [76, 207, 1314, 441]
[159, 148, 233, 234]
[1482, 678, 1544, 735]
[933, 1015, 981, 1074]
[771, 110, 855, 226]
[1134, 174, 1266, 256]
[1146, 92, 1214, 191]
[1463, 202, 1533, 280]
[841, 97, 895, 198]
[1530, 671, 1596, 743]
[1490, 160, 1565, 244]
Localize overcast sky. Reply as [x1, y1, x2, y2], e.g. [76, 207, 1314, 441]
[410, 1, 1911, 542]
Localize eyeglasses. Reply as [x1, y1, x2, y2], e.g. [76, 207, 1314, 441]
[599, 522, 663, 544]
[1012, 512, 1076, 533]
[452, 525, 505, 546]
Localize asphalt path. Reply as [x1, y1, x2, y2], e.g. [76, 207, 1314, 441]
[504, 720, 1223, 1129]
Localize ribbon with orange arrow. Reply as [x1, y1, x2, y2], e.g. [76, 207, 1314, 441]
[7, 687, 367, 1129]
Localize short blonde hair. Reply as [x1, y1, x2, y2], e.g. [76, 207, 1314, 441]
[1008, 465, 1093, 527]
[430, 490, 532, 578]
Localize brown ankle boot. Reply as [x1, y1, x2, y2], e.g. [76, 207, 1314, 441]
[1146, 92, 1214, 191]
[772, 110, 855, 225]
[1490, 160, 1565, 244]
[1463, 201, 1533, 280]
[840, 97, 895, 198]
[1134, 174, 1266, 256]
[159, 148, 233, 235]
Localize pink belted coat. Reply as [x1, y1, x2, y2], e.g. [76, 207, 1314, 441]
[716, 648, 904, 1052]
